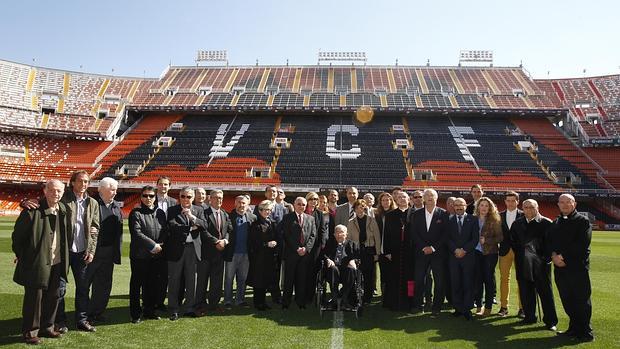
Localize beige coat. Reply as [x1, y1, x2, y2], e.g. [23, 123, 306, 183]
[346, 215, 381, 255]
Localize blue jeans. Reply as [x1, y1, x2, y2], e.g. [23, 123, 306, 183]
[224, 254, 249, 305]
[56, 251, 91, 325]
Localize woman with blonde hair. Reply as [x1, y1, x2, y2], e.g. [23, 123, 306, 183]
[473, 196, 503, 317]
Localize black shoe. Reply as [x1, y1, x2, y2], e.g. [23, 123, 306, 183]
[430, 311, 440, 318]
[169, 313, 179, 321]
[224, 303, 232, 310]
[556, 329, 576, 337]
[131, 317, 142, 324]
[452, 311, 462, 317]
[517, 309, 525, 319]
[77, 321, 96, 332]
[143, 313, 161, 320]
[464, 312, 473, 321]
[576, 333, 595, 342]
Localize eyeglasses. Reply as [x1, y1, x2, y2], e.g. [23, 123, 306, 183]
[142, 194, 155, 198]
[259, 208, 273, 212]
[180, 195, 193, 199]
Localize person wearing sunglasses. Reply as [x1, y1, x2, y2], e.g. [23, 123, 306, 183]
[128, 186, 168, 323]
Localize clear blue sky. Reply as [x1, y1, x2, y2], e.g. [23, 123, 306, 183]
[1, 0, 618, 79]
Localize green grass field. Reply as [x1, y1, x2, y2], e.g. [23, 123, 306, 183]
[0, 216, 617, 348]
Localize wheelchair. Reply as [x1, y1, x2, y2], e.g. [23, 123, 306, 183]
[315, 259, 364, 318]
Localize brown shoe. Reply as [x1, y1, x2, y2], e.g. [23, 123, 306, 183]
[497, 307, 508, 317]
[39, 330, 62, 338]
[23, 334, 41, 345]
[480, 308, 492, 317]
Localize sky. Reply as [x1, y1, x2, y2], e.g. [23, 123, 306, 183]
[1, 0, 618, 79]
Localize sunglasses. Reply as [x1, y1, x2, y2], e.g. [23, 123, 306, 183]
[180, 195, 193, 199]
[142, 194, 155, 198]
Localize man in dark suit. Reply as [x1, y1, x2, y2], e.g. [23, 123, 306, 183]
[548, 194, 594, 342]
[322, 224, 360, 309]
[498, 191, 524, 317]
[165, 187, 207, 320]
[446, 198, 479, 321]
[13, 179, 71, 345]
[86, 177, 123, 323]
[154, 176, 177, 311]
[466, 184, 483, 215]
[411, 188, 449, 316]
[510, 199, 557, 330]
[281, 197, 316, 309]
[196, 189, 232, 311]
[224, 195, 256, 307]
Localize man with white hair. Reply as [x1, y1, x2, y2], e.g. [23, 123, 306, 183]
[322, 224, 360, 309]
[281, 197, 316, 309]
[13, 180, 71, 344]
[547, 194, 594, 342]
[509, 199, 557, 330]
[410, 188, 449, 316]
[85, 177, 123, 324]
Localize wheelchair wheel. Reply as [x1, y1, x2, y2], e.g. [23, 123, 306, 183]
[315, 272, 323, 309]
[355, 306, 363, 318]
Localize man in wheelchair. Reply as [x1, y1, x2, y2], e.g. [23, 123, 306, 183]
[321, 224, 362, 310]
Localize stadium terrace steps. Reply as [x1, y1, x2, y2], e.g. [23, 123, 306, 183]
[510, 118, 601, 188]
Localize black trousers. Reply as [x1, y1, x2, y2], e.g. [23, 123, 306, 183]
[360, 250, 374, 303]
[450, 254, 475, 314]
[23, 263, 61, 337]
[474, 251, 498, 309]
[414, 252, 446, 312]
[517, 264, 558, 326]
[85, 246, 115, 318]
[283, 253, 311, 307]
[196, 255, 224, 309]
[129, 257, 167, 319]
[326, 264, 357, 304]
[254, 288, 266, 307]
[555, 267, 593, 337]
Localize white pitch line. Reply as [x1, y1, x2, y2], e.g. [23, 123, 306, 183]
[330, 310, 344, 349]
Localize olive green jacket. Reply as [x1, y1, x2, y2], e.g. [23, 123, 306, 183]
[12, 200, 71, 288]
[62, 190, 100, 255]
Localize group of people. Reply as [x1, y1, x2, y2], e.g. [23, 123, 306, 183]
[11, 174, 595, 345]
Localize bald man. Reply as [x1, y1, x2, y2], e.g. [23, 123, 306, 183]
[13, 180, 71, 344]
[547, 194, 594, 342]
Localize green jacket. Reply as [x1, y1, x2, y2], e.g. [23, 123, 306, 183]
[63, 190, 100, 256]
[12, 200, 71, 288]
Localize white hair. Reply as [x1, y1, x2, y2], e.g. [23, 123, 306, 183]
[334, 224, 348, 234]
[98, 177, 118, 190]
[423, 188, 438, 199]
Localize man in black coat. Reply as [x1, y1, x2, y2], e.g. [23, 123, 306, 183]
[322, 224, 360, 309]
[86, 177, 123, 323]
[510, 199, 557, 330]
[196, 189, 232, 311]
[410, 189, 449, 315]
[446, 198, 479, 321]
[548, 194, 594, 342]
[128, 185, 168, 323]
[165, 187, 207, 320]
[281, 197, 316, 309]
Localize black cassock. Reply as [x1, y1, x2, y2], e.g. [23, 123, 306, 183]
[247, 217, 279, 290]
[382, 208, 414, 311]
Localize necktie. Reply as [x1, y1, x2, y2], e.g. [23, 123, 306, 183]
[298, 214, 304, 244]
[349, 206, 354, 219]
[216, 211, 222, 238]
[457, 216, 463, 234]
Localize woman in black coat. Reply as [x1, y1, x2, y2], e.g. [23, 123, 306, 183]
[247, 200, 280, 310]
